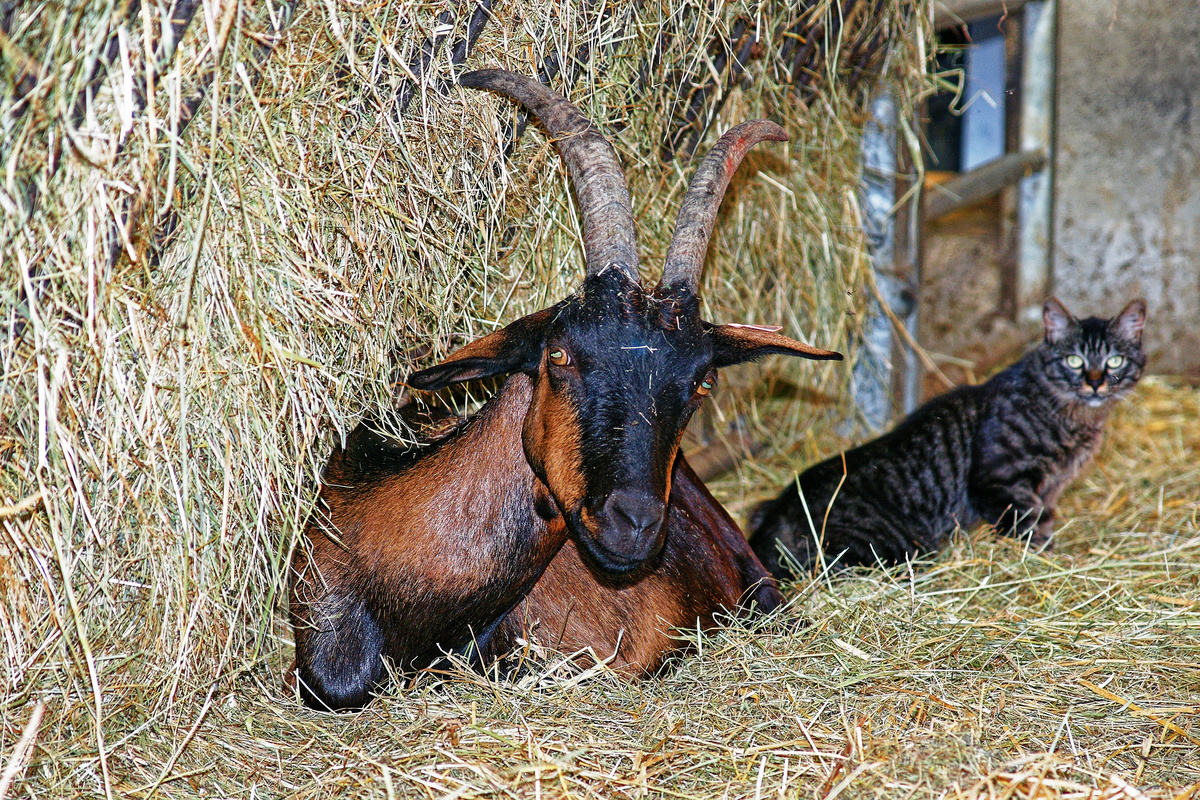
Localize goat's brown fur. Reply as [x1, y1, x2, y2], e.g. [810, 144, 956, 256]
[290, 401, 779, 703]
[524, 358, 589, 517]
[290, 375, 564, 709]
[484, 456, 780, 677]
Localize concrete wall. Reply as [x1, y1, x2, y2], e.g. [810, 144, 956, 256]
[1054, 0, 1200, 376]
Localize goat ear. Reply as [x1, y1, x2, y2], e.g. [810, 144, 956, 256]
[707, 322, 842, 368]
[407, 308, 557, 391]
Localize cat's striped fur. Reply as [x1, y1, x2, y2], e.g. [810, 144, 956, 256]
[749, 298, 1147, 574]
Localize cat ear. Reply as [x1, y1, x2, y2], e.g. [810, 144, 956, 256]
[1110, 299, 1146, 343]
[1043, 297, 1075, 344]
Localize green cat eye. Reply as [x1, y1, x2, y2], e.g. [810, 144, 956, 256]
[1065, 355, 1085, 369]
[1105, 355, 1125, 369]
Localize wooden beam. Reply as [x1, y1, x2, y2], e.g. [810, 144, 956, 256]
[997, 10, 1025, 321]
[924, 148, 1047, 221]
[685, 432, 764, 482]
[934, 0, 1027, 28]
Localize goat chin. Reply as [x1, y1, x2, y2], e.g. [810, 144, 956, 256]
[478, 456, 783, 680]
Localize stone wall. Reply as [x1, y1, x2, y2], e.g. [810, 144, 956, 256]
[1054, 0, 1200, 376]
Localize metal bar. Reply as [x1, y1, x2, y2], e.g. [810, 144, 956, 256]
[894, 118, 923, 414]
[853, 92, 899, 431]
[1018, 0, 1055, 317]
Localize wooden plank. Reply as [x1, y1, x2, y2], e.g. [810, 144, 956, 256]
[997, 10, 1025, 320]
[685, 431, 763, 482]
[924, 148, 1047, 221]
[934, 0, 1027, 27]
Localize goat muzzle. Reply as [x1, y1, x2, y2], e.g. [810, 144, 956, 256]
[577, 489, 668, 573]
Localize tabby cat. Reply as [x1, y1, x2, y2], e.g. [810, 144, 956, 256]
[749, 297, 1147, 575]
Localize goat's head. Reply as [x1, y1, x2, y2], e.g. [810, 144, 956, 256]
[408, 69, 841, 575]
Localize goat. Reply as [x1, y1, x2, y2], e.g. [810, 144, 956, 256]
[304, 405, 782, 683]
[289, 69, 841, 711]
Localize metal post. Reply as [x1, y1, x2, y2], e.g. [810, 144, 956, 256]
[854, 92, 905, 431]
[1018, 0, 1055, 317]
[894, 116, 923, 416]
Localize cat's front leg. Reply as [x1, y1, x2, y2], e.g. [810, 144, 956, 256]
[1031, 514, 1054, 546]
[970, 480, 1053, 545]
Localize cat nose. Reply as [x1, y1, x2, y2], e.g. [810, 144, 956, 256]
[1085, 370, 1105, 390]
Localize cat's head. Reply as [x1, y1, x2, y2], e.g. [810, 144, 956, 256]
[1040, 297, 1147, 408]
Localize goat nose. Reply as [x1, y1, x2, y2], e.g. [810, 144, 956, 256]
[602, 489, 665, 541]
[580, 489, 668, 572]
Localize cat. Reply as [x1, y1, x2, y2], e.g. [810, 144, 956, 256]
[748, 297, 1147, 575]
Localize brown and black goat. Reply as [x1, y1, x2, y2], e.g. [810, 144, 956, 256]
[289, 69, 841, 711]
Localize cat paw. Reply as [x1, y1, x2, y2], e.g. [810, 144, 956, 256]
[1029, 520, 1054, 547]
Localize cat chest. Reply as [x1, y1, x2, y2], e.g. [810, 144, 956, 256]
[1036, 430, 1104, 505]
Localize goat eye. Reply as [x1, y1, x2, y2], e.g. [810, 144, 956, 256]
[1105, 355, 1125, 369]
[695, 375, 715, 397]
[1065, 355, 1084, 369]
[548, 348, 571, 367]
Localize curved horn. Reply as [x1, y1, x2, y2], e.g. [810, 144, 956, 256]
[660, 120, 788, 294]
[460, 69, 640, 282]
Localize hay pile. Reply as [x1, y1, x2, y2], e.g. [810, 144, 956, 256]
[28, 0, 1200, 796]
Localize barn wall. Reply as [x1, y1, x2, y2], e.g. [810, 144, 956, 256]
[1054, 0, 1200, 376]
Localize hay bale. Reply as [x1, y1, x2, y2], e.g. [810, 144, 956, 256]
[1, 0, 932, 794]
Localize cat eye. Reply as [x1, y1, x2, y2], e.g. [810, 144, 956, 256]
[547, 348, 571, 367]
[1105, 355, 1125, 369]
[1065, 355, 1085, 369]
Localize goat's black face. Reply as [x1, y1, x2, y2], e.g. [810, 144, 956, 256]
[408, 267, 841, 575]
[520, 269, 710, 572]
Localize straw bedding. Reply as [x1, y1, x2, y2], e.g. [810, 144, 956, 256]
[5, 378, 1194, 798]
[3, 0, 1196, 797]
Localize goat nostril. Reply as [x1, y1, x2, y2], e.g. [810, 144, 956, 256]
[603, 490, 665, 537]
[583, 489, 668, 569]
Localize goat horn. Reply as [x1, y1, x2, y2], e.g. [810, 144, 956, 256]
[461, 69, 640, 282]
[660, 120, 788, 293]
